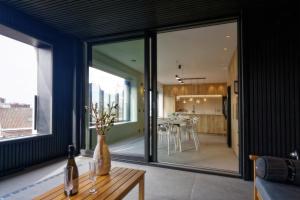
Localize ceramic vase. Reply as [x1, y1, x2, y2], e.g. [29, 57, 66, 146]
[93, 135, 111, 176]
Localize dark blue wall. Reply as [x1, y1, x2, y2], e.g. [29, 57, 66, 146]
[0, 3, 83, 176]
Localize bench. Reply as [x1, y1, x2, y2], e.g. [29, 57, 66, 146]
[249, 155, 300, 200]
[34, 167, 145, 200]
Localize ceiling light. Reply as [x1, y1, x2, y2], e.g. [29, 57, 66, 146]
[183, 100, 186, 104]
[196, 99, 200, 104]
[177, 95, 222, 98]
[226, 35, 231, 38]
[223, 48, 228, 51]
[189, 98, 193, 102]
[203, 98, 207, 102]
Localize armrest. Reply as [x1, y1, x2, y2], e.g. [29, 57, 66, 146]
[249, 154, 258, 180]
[249, 155, 260, 200]
[249, 155, 258, 161]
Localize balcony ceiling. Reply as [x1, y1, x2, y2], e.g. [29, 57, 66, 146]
[1, 0, 241, 39]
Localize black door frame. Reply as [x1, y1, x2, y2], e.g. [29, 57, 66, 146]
[83, 32, 155, 163]
[151, 18, 243, 176]
[82, 16, 244, 178]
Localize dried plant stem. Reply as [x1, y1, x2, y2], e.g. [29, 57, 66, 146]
[90, 103, 119, 136]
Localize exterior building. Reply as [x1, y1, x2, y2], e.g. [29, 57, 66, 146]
[0, 98, 32, 139]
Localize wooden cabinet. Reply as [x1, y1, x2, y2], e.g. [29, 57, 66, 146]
[183, 114, 227, 134]
[198, 114, 226, 134]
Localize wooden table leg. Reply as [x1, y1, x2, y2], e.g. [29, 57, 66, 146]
[139, 174, 145, 200]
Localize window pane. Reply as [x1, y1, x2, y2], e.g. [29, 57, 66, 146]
[89, 67, 131, 125]
[0, 34, 37, 140]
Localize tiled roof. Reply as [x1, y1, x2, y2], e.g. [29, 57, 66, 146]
[0, 108, 32, 129]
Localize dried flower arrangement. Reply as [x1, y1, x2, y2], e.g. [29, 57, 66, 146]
[90, 103, 119, 135]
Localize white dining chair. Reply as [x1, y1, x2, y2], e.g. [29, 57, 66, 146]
[157, 122, 179, 155]
[169, 123, 182, 152]
[185, 117, 200, 150]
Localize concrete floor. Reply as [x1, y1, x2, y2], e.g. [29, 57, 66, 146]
[0, 156, 252, 200]
[109, 133, 238, 172]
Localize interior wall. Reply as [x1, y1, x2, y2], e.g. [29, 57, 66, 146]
[163, 83, 226, 117]
[163, 83, 227, 96]
[90, 50, 144, 147]
[176, 97, 223, 115]
[0, 3, 82, 176]
[227, 50, 239, 157]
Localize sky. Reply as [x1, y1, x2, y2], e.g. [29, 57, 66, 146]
[89, 67, 124, 94]
[0, 34, 37, 107]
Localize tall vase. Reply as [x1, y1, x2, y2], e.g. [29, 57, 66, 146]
[93, 135, 111, 176]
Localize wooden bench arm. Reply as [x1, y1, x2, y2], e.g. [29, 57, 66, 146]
[249, 155, 261, 200]
[249, 155, 258, 161]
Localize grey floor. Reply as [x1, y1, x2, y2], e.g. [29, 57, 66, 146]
[110, 133, 238, 172]
[0, 156, 252, 200]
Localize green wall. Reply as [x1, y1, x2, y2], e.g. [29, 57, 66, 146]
[88, 49, 144, 149]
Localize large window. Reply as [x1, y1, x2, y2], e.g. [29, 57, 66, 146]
[0, 26, 52, 141]
[89, 67, 131, 126]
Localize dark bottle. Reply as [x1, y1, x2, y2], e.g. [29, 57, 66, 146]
[64, 145, 79, 196]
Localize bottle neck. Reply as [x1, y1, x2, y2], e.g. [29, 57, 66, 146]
[68, 150, 75, 159]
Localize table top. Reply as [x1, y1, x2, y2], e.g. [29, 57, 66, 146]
[33, 167, 145, 200]
[157, 118, 187, 126]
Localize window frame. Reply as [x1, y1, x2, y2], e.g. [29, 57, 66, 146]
[88, 66, 135, 127]
[0, 24, 54, 143]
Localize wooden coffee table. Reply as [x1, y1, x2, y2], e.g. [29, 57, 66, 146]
[34, 167, 146, 200]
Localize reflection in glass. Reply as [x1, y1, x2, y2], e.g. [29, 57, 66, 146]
[88, 39, 145, 158]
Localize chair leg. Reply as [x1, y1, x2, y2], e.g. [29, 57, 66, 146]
[185, 129, 189, 141]
[192, 131, 198, 150]
[195, 132, 200, 147]
[173, 135, 177, 152]
[167, 133, 170, 155]
[177, 127, 182, 152]
[178, 134, 182, 152]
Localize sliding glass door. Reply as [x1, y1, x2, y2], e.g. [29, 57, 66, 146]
[83, 22, 240, 174]
[86, 38, 148, 160]
[155, 22, 239, 173]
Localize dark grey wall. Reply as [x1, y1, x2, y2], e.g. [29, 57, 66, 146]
[241, 4, 300, 179]
[0, 3, 83, 176]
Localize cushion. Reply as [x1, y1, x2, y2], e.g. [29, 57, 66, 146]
[256, 156, 288, 182]
[256, 177, 300, 200]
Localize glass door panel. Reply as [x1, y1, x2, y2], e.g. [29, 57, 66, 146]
[156, 22, 239, 172]
[88, 38, 145, 158]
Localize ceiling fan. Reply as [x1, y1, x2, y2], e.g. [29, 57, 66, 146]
[175, 64, 206, 84]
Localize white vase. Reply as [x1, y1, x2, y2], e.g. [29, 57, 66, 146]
[93, 135, 111, 176]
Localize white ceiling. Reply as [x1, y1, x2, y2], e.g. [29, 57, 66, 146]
[93, 39, 144, 73]
[93, 22, 237, 84]
[158, 22, 237, 84]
